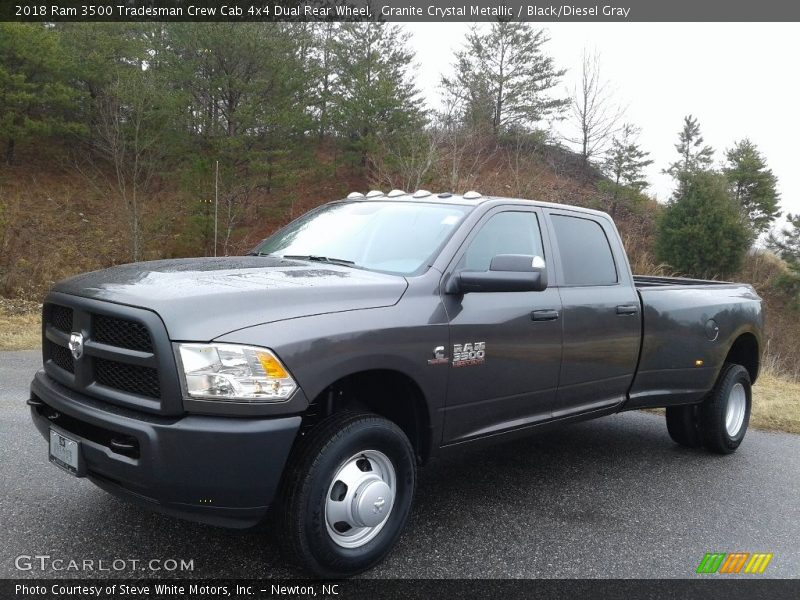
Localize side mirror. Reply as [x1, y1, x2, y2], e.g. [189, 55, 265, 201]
[446, 254, 548, 294]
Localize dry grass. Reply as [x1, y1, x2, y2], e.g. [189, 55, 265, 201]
[751, 373, 800, 434]
[0, 310, 40, 351]
[0, 298, 41, 351]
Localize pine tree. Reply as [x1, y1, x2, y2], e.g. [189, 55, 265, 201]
[601, 124, 653, 216]
[441, 22, 568, 134]
[656, 171, 750, 278]
[0, 23, 85, 165]
[664, 115, 715, 179]
[767, 214, 800, 267]
[724, 139, 781, 238]
[329, 23, 424, 168]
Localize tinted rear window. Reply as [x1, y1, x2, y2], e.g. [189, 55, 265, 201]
[550, 215, 618, 286]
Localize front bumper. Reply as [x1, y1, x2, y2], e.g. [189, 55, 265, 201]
[30, 370, 301, 529]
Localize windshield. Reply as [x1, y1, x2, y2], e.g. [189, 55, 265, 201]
[253, 201, 471, 275]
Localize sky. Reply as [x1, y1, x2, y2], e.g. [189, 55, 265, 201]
[406, 23, 800, 223]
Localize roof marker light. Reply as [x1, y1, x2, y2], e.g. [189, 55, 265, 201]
[346, 192, 365, 199]
[387, 189, 407, 198]
[366, 190, 384, 198]
[412, 190, 432, 198]
[463, 190, 482, 199]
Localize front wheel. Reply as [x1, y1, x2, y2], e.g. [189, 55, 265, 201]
[277, 411, 416, 577]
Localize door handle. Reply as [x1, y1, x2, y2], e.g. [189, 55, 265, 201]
[616, 304, 639, 315]
[531, 309, 560, 321]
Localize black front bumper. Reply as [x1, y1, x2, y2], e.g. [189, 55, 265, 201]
[30, 370, 301, 529]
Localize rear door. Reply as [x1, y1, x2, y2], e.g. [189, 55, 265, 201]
[546, 210, 641, 417]
[441, 206, 563, 443]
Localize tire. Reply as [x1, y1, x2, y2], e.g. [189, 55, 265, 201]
[277, 411, 416, 577]
[665, 404, 702, 448]
[700, 363, 752, 454]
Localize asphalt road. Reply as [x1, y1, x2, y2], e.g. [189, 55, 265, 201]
[1, 350, 799, 579]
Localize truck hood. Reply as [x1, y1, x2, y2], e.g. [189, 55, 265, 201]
[53, 257, 408, 340]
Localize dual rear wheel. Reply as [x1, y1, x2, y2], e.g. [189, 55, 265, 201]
[666, 363, 752, 454]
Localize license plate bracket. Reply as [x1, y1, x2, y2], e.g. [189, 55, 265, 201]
[49, 428, 85, 477]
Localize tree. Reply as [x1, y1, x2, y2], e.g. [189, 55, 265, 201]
[767, 214, 800, 267]
[665, 115, 714, 179]
[655, 171, 750, 278]
[566, 49, 622, 167]
[329, 23, 424, 168]
[309, 22, 339, 142]
[441, 22, 568, 134]
[0, 23, 85, 165]
[724, 139, 781, 238]
[430, 93, 499, 192]
[601, 123, 653, 216]
[164, 22, 316, 233]
[80, 68, 178, 261]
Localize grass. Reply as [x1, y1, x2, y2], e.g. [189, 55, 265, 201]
[0, 299, 40, 351]
[1, 299, 798, 434]
[0, 310, 41, 351]
[751, 373, 800, 434]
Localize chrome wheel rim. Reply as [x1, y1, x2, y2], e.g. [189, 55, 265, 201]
[725, 383, 747, 437]
[325, 450, 396, 549]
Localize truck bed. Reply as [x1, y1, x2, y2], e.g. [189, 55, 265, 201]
[625, 277, 762, 410]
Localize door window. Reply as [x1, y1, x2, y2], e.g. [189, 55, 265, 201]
[460, 211, 544, 271]
[550, 215, 618, 285]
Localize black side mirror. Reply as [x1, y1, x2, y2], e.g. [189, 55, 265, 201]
[446, 254, 548, 294]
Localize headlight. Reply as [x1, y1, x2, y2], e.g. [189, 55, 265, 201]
[175, 343, 297, 402]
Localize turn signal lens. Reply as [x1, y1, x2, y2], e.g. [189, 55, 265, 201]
[256, 351, 289, 379]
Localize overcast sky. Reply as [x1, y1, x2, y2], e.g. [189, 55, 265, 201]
[406, 23, 800, 222]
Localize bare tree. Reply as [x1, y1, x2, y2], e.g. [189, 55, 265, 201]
[370, 128, 440, 192]
[77, 71, 170, 261]
[433, 93, 498, 192]
[566, 49, 623, 169]
[220, 185, 254, 256]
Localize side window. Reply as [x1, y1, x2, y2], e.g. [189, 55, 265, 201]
[461, 211, 544, 271]
[550, 215, 618, 286]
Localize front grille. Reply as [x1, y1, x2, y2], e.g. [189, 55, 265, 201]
[94, 315, 153, 352]
[42, 296, 181, 415]
[49, 304, 73, 333]
[94, 358, 161, 399]
[48, 340, 74, 373]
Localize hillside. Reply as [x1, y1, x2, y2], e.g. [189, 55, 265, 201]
[2, 137, 798, 377]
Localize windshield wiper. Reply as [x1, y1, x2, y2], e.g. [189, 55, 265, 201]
[281, 254, 356, 266]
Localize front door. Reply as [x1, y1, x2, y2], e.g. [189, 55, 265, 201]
[441, 208, 563, 443]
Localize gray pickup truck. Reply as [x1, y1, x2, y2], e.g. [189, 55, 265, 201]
[29, 191, 763, 576]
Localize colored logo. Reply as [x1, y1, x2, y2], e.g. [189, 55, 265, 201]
[696, 552, 773, 574]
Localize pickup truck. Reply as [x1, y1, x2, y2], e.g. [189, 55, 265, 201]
[29, 191, 763, 577]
